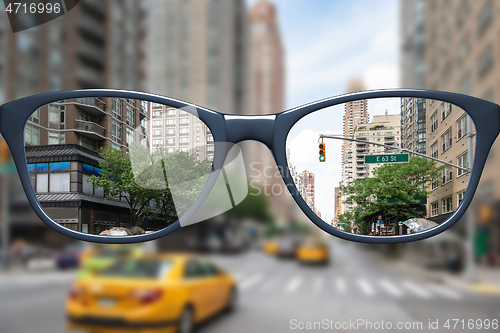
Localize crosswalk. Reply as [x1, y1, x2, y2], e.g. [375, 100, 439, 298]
[0, 271, 75, 288]
[234, 272, 465, 300]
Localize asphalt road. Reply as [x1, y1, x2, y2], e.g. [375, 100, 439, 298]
[0, 240, 499, 333]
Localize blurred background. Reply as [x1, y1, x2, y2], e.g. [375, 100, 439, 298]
[1, 0, 500, 332]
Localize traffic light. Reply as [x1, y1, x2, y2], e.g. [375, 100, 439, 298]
[0, 139, 11, 164]
[319, 142, 326, 162]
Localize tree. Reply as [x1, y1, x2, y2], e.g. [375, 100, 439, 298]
[90, 147, 158, 226]
[90, 146, 212, 227]
[338, 157, 443, 235]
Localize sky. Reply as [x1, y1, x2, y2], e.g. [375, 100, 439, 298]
[247, 0, 401, 222]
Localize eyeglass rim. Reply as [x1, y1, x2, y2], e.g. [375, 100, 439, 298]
[1, 89, 499, 244]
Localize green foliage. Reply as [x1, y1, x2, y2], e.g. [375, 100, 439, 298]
[90, 146, 212, 227]
[338, 157, 443, 235]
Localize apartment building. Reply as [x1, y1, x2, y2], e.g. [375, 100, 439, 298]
[353, 113, 402, 179]
[0, 0, 147, 236]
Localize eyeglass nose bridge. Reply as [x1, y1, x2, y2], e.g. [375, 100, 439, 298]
[223, 114, 277, 148]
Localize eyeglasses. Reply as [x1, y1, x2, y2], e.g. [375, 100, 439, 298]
[1, 89, 498, 244]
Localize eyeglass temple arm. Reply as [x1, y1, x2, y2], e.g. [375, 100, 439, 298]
[319, 134, 468, 173]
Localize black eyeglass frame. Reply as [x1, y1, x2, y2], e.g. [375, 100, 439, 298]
[0, 89, 498, 244]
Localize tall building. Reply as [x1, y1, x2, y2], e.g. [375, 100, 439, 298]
[251, 0, 284, 116]
[250, 0, 289, 224]
[400, 0, 426, 89]
[340, 79, 369, 214]
[341, 80, 369, 186]
[26, 98, 150, 234]
[401, 1, 489, 233]
[145, 0, 250, 194]
[353, 112, 402, 179]
[299, 170, 315, 213]
[400, 97, 427, 154]
[146, 0, 250, 115]
[0, 0, 147, 237]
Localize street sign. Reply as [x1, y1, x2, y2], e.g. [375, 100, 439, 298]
[364, 153, 409, 164]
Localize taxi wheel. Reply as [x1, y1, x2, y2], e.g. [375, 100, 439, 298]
[226, 288, 238, 312]
[178, 307, 194, 333]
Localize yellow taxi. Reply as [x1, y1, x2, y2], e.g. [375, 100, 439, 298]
[296, 238, 329, 265]
[262, 239, 278, 255]
[67, 253, 237, 333]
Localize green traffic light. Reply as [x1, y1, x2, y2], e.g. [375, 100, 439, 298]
[319, 156, 325, 162]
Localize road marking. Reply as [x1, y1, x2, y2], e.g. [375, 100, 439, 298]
[336, 277, 346, 294]
[357, 278, 375, 297]
[427, 283, 462, 300]
[285, 277, 303, 293]
[379, 279, 403, 298]
[240, 274, 263, 291]
[314, 277, 323, 292]
[261, 277, 279, 292]
[401, 280, 432, 299]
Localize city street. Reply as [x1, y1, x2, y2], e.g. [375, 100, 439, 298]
[1, 240, 499, 333]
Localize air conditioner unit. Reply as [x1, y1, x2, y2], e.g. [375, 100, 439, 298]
[83, 124, 92, 131]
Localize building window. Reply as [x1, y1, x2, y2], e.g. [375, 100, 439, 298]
[458, 190, 466, 206]
[457, 152, 468, 177]
[167, 148, 175, 153]
[153, 129, 162, 136]
[179, 118, 189, 125]
[126, 128, 134, 146]
[48, 132, 65, 145]
[153, 120, 162, 127]
[430, 141, 438, 158]
[153, 110, 162, 118]
[456, 115, 467, 140]
[196, 136, 200, 142]
[166, 119, 176, 125]
[431, 176, 439, 191]
[112, 120, 122, 142]
[166, 138, 175, 145]
[431, 201, 439, 217]
[430, 112, 438, 132]
[180, 137, 189, 144]
[196, 126, 200, 132]
[112, 99, 122, 119]
[442, 196, 453, 214]
[152, 103, 163, 108]
[79, 110, 97, 123]
[180, 128, 189, 134]
[478, 45, 493, 78]
[49, 104, 65, 129]
[166, 128, 175, 135]
[441, 128, 452, 152]
[25, 124, 40, 145]
[207, 135, 214, 142]
[152, 139, 162, 146]
[126, 105, 135, 127]
[166, 109, 176, 116]
[442, 166, 452, 184]
[477, 0, 492, 36]
[441, 102, 451, 121]
[80, 136, 97, 151]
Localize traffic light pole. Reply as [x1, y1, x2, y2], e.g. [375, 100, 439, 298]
[319, 134, 468, 172]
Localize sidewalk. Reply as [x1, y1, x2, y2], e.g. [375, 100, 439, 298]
[393, 259, 500, 295]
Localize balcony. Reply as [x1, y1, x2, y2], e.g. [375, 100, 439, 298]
[77, 39, 105, 66]
[71, 97, 106, 116]
[77, 14, 105, 42]
[75, 66, 105, 89]
[74, 120, 106, 140]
